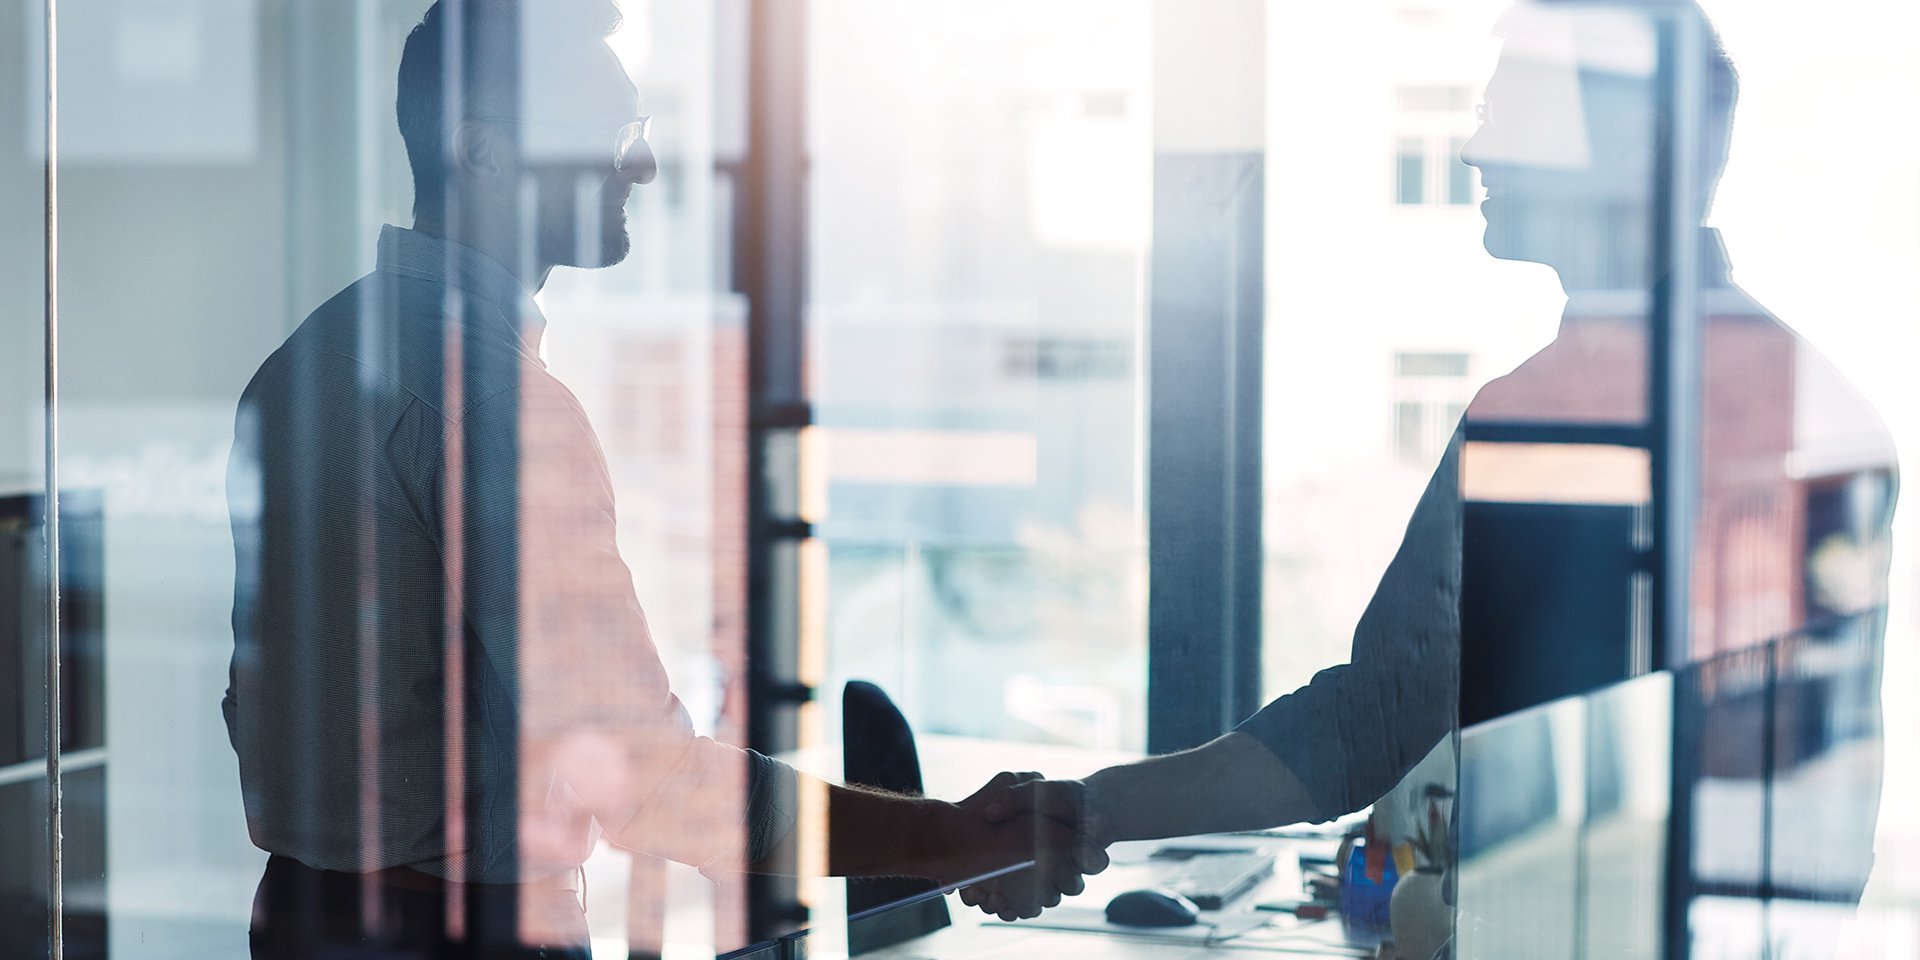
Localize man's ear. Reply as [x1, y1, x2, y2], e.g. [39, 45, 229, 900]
[450, 123, 503, 180]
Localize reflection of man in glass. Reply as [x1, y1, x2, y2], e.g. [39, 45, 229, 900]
[224, 3, 1078, 957]
[968, 2, 1895, 945]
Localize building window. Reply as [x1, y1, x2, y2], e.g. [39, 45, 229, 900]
[1396, 137, 1426, 205]
[1002, 337, 1133, 381]
[1448, 136, 1475, 205]
[1392, 351, 1472, 464]
[1396, 85, 1473, 112]
[1395, 351, 1470, 378]
[1393, 87, 1477, 207]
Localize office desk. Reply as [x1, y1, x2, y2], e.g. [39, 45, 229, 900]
[861, 835, 1379, 959]
[775, 735, 1379, 958]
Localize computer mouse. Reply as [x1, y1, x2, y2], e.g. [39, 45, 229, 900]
[1104, 889, 1201, 927]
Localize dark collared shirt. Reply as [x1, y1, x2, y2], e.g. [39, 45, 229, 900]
[1235, 234, 1892, 905]
[225, 225, 793, 883]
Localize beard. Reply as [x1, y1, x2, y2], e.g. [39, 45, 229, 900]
[531, 167, 633, 270]
[580, 204, 631, 268]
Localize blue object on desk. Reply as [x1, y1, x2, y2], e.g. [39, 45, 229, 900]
[1338, 841, 1397, 930]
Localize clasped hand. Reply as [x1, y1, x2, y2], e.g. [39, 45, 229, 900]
[950, 772, 1111, 921]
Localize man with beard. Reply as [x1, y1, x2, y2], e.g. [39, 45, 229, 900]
[224, 3, 1083, 956]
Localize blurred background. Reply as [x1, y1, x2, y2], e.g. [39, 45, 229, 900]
[2, 0, 1915, 957]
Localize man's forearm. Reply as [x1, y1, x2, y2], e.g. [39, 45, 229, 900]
[825, 782, 977, 878]
[1083, 732, 1322, 843]
[747, 776, 992, 880]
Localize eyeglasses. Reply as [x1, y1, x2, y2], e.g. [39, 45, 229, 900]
[613, 116, 653, 172]
[470, 115, 653, 170]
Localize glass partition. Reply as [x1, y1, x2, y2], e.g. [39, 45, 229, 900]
[34, 2, 754, 957]
[3, 1, 1917, 958]
[3, 1, 54, 955]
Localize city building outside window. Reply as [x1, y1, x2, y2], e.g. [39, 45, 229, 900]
[1393, 85, 1478, 207]
[1392, 350, 1472, 464]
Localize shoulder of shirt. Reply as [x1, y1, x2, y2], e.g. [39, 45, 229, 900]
[254, 270, 557, 426]
[1753, 291, 1901, 476]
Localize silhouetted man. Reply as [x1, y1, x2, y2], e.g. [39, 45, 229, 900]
[971, 5, 1894, 954]
[225, 3, 1079, 957]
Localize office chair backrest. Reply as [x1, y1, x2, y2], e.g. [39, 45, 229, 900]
[841, 680, 951, 953]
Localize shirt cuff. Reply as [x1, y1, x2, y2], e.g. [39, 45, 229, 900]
[744, 750, 799, 864]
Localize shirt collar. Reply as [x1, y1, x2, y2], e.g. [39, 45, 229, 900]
[1560, 228, 1747, 322]
[375, 224, 547, 356]
[1700, 227, 1732, 287]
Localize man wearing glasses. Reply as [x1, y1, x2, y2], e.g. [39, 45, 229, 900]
[224, 3, 1078, 957]
[966, 3, 1895, 951]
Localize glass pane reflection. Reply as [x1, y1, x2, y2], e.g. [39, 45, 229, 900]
[1, 0, 1914, 958]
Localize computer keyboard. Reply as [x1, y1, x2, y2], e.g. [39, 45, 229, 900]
[1160, 851, 1275, 910]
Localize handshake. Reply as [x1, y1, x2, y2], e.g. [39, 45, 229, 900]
[830, 732, 1288, 915]
[938, 772, 1113, 921]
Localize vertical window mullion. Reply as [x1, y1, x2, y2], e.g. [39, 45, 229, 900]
[41, 0, 64, 956]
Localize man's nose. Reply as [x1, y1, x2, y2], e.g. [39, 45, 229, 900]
[622, 139, 658, 185]
[1460, 125, 1487, 170]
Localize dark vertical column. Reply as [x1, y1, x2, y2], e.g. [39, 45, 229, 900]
[1145, 0, 1266, 754]
[737, 0, 811, 942]
[1648, 4, 1706, 677]
[1146, 157, 1265, 752]
[446, 2, 524, 946]
[1652, 8, 1709, 960]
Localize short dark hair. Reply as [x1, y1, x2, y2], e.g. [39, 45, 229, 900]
[395, 0, 624, 216]
[1698, 23, 1740, 201]
[1495, 1, 1739, 203]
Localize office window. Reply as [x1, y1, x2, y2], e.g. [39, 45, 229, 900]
[1395, 134, 1478, 207]
[810, 0, 1151, 756]
[1395, 351, 1471, 378]
[1395, 137, 1427, 205]
[1449, 136, 1476, 205]
[1393, 85, 1478, 207]
[1392, 351, 1471, 465]
[1397, 84, 1475, 113]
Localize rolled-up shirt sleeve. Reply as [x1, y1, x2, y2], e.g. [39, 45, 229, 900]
[745, 750, 800, 865]
[1235, 432, 1462, 821]
[441, 370, 781, 870]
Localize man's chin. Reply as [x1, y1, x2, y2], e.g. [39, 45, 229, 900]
[1481, 229, 1516, 262]
[558, 232, 632, 270]
[1478, 216, 1534, 265]
[597, 232, 632, 268]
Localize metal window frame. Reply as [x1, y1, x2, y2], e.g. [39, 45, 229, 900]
[42, 1, 64, 956]
[737, 0, 813, 944]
